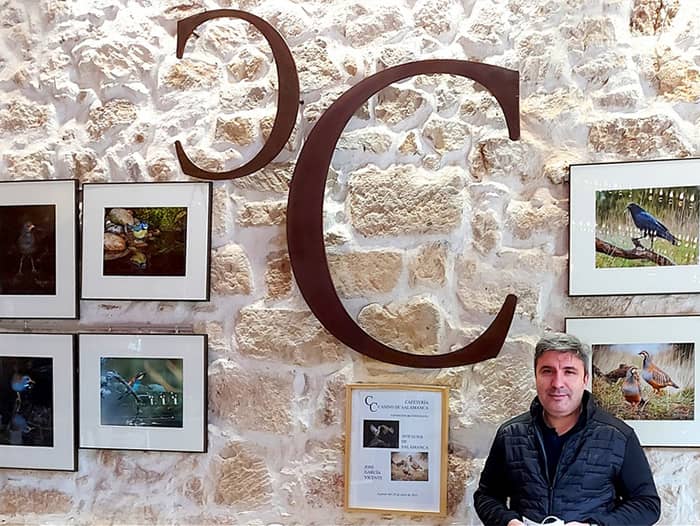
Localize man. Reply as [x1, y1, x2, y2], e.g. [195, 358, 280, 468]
[473, 333, 660, 526]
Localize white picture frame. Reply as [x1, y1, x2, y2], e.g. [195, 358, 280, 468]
[567, 315, 699, 447]
[81, 182, 212, 301]
[79, 333, 207, 452]
[569, 158, 700, 296]
[0, 333, 76, 471]
[0, 179, 77, 318]
[344, 383, 448, 516]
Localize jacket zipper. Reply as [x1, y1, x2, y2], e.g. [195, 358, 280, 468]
[534, 426, 554, 516]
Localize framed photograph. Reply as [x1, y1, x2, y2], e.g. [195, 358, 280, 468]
[345, 384, 448, 516]
[569, 158, 700, 295]
[79, 333, 207, 452]
[566, 316, 698, 446]
[0, 179, 77, 318]
[0, 333, 76, 471]
[81, 182, 212, 301]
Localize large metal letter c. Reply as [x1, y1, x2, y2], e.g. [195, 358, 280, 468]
[175, 10, 300, 180]
[287, 60, 520, 368]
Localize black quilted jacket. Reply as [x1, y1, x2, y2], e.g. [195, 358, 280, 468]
[473, 391, 660, 526]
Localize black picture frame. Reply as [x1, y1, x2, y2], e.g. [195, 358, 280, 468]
[78, 332, 208, 453]
[0, 179, 78, 319]
[569, 157, 700, 296]
[0, 333, 77, 471]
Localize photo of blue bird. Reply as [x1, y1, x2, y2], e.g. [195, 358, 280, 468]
[100, 357, 183, 428]
[626, 203, 679, 250]
[595, 185, 700, 268]
[0, 357, 54, 447]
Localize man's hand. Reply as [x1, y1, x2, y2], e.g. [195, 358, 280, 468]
[507, 520, 524, 526]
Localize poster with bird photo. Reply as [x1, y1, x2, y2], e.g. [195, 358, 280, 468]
[570, 159, 700, 295]
[567, 315, 700, 447]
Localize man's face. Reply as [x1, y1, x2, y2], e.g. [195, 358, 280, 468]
[535, 350, 589, 419]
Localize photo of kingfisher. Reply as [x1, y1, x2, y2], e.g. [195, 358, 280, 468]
[100, 357, 183, 428]
[0, 356, 54, 446]
[0, 205, 57, 295]
[594, 185, 699, 268]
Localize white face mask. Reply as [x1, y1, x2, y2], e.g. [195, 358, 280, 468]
[523, 516, 565, 526]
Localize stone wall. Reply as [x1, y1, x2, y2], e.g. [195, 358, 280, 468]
[1, 0, 699, 524]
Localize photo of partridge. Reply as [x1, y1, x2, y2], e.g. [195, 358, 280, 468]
[621, 367, 643, 409]
[638, 350, 679, 394]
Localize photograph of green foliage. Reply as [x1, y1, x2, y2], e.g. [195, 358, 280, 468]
[595, 185, 700, 268]
[592, 342, 694, 421]
[103, 207, 187, 277]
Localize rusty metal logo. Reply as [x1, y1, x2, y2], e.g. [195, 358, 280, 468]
[176, 10, 520, 368]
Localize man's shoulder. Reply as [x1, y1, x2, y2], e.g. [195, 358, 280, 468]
[496, 410, 532, 436]
[589, 403, 636, 439]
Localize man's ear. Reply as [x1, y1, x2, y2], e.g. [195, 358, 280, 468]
[584, 372, 590, 385]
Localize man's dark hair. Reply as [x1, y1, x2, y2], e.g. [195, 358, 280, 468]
[534, 332, 590, 377]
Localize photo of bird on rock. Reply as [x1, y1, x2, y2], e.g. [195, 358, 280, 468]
[595, 185, 700, 268]
[102, 207, 188, 277]
[0, 205, 57, 295]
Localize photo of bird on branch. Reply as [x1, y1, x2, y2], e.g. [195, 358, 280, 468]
[100, 357, 184, 428]
[595, 185, 700, 268]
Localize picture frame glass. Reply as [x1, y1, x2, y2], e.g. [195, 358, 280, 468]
[345, 384, 447, 515]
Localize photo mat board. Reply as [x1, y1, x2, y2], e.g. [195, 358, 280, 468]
[81, 182, 212, 301]
[0, 180, 77, 318]
[569, 158, 700, 295]
[566, 316, 700, 446]
[345, 384, 448, 516]
[0, 333, 76, 471]
[79, 333, 207, 452]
